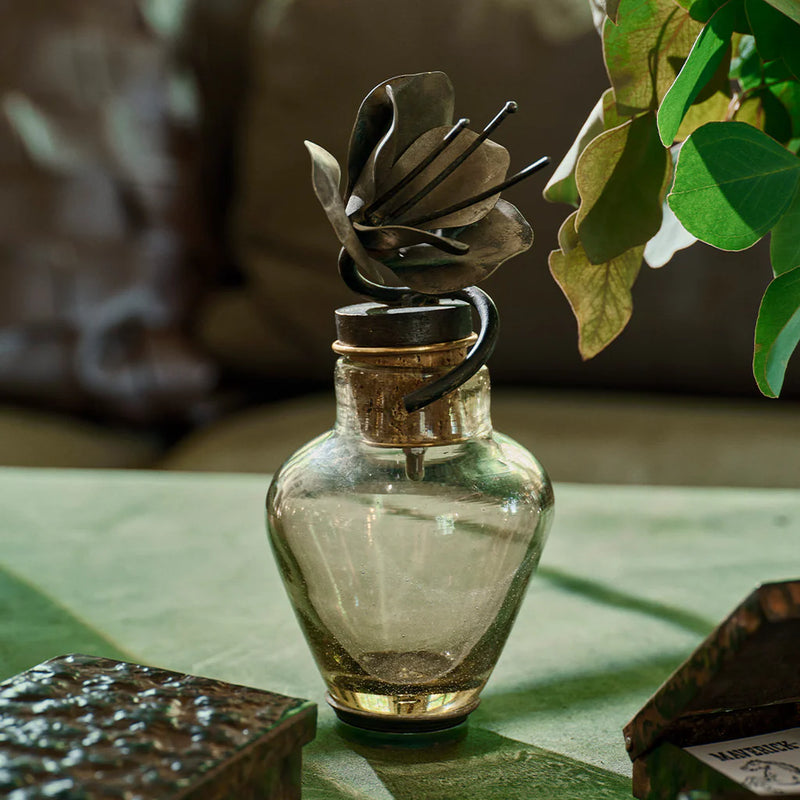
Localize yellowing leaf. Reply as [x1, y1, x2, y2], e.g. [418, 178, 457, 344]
[675, 90, 731, 140]
[576, 113, 671, 264]
[549, 224, 643, 360]
[735, 90, 793, 144]
[604, 0, 704, 115]
[544, 96, 607, 207]
[557, 211, 582, 253]
[544, 89, 624, 207]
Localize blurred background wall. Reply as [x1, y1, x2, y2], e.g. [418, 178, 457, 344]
[0, 0, 796, 485]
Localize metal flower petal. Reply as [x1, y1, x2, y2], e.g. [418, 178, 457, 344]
[346, 72, 455, 198]
[352, 222, 469, 255]
[379, 200, 534, 294]
[304, 140, 385, 284]
[306, 71, 546, 296]
[369, 126, 510, 229]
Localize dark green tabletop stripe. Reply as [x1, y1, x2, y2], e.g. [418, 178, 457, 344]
[0, 563, 134, 681]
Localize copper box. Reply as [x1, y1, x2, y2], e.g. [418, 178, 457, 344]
[0, 654, 317, 799]
[624, 580, 800, 799]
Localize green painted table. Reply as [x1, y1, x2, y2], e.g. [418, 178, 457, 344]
[3, 467, 799, 799]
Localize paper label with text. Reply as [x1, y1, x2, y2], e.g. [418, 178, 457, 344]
[685, 727, 800, 795]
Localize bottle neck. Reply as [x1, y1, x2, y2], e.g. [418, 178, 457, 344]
[332, 337, 492, 447]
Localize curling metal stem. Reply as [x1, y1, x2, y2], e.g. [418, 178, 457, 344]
[337, 250, 500, 414]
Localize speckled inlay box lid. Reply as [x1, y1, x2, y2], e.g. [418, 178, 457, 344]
[0, 654, 317, 799]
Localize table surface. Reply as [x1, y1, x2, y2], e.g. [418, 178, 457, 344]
[3, 467, 799, 799]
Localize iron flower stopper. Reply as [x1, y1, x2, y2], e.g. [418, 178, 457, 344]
[305, 71, 549, 411]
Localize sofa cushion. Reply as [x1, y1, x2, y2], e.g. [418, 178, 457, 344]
[158, 389, 800, 488]
[0, 1, 216, 423]
[0, 406, 161, 469]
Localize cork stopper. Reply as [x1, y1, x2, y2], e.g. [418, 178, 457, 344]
[332, 301, 488, 450]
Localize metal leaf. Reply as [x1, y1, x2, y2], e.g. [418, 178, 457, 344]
[346, 72, 454, 196]
[352, 222, 469, 255]
[379, 127, 510, 230]
[381, 200, 533, 294]
[304, 140, 385, 283]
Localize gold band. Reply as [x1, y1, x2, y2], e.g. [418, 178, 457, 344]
[332, 333, 478, 357]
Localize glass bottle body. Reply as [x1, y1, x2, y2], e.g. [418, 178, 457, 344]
[266, 359, 553, 731]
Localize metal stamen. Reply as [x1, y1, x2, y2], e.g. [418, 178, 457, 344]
[364, 118, 470, 223]
[400, 156, 550, 229]
[383, 101, 519, 223]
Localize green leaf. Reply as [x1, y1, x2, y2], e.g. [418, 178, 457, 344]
[753, 264, 800, 395]
[757, 88, 793, 142]
[657, 1, 737, 145]
[576, 113, 671, 263]
[746, 0, 785, 58]
[783, 58, 800, 85]
[769, 81, 800, 138]
[604, 0, 704, 115]
[544, 89, 624, 207]
[735, 88, 794, 143]
[668, 121, 800, 249]
[689, 0, 751, 30]
[675, 90, 732, 139]
[770, 182, 800, 274]
[730, 34, 762, 89]
[781, 35, 800, 80]
[763, 0, 800, 24]
[764, 59, 797, 82]
[746, 0, 800, 80]
[687, 0, 727, 21]
[672, 36, 733, 139]
[549, 215, 643, 359]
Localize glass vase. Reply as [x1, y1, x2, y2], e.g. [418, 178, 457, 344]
[266, 302, 553, 732]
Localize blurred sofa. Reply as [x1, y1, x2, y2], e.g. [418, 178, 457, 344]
[1, 0, 799, 488]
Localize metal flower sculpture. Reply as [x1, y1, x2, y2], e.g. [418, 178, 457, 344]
[305, 71, 547, 295]
[304, 71, 548, 411]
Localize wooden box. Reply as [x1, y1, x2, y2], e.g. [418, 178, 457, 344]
[624, 580, 800, 799]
